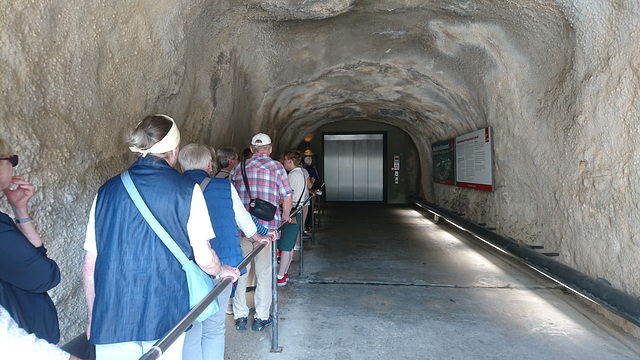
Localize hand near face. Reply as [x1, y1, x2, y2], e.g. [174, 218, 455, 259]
[4, 177, 34, 212]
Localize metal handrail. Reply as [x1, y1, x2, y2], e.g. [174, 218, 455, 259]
[138, 247, 261, 360]
[411, 195, 640, 327]
[139, 200, 310, 360]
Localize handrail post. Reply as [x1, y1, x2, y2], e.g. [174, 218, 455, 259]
[271, 231, 281, 352]
[299, 214, 304, 276]
[311, 196, 315, 245]
[317, 195, 322, 227]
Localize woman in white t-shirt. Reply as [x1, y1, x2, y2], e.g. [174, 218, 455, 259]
[276, 151, 308, 286]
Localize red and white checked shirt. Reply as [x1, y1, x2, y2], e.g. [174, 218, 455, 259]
[229, 153, 292, 233]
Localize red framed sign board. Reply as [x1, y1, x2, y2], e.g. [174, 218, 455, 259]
[432, 127, 494, 192]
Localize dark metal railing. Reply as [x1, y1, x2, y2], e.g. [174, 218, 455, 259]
[139, 246, 262, 360]
[411, 195, 640, 327]
[298, 213, 304, 277]
[139, 198, 312, 360]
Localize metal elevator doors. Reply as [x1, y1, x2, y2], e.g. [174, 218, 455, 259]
[324, 134, 384, 201]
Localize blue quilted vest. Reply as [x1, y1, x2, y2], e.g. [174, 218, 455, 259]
[91, 156, 197, 344]
[183, 170, 245, 274]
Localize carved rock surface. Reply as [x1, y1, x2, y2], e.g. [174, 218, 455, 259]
[260, 0, 355, 20]
[1, 0, 639, 341]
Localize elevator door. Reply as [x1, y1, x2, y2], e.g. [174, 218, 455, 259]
[324, 134, 384, 201]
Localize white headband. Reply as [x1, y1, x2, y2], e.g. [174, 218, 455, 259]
[129, 114, 181, 157]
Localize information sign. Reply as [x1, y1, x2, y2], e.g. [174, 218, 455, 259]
[432, 139, 455, 185]
[455, 127, 494, 191]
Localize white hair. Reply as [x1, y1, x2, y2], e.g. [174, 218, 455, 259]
[178, 143, 214, 171]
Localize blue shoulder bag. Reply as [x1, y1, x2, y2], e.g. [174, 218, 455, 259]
[120, 171, 219, 322]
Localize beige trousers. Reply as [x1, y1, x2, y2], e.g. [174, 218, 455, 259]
[233, 237, 272, 320]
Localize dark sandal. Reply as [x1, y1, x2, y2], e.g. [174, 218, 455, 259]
[252, 316, 273, 331]
[235, 317, 248, 331]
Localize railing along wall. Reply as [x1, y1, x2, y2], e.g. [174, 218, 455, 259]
[411, 195, 640, 328]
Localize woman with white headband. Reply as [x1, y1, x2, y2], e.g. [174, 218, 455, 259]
[82, 115, 239, 360]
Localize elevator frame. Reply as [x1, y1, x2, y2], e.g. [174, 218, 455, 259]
[321, 131, 388, 203]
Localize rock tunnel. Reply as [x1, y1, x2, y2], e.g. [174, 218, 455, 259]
[1, 0, 640, 342]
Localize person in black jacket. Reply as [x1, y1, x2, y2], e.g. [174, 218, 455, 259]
[0, 136, 61, 344]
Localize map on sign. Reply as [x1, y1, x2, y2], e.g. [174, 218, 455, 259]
[432, 139, 455, 186]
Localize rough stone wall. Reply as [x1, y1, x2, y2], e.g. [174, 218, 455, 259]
[0, 0, 293, 343]
[555, 1, 640, 297]
[435, 1, 640, 299]
[0, 0, 235, 342]
[431, 1, 640, 334]
[2, 0, 640, 342]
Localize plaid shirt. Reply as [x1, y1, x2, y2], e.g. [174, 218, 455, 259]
[230, 153, 292, 232]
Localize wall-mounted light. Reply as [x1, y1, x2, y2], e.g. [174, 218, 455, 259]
[304, 133, 313, 155]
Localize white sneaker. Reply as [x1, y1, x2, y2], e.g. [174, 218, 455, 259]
[226, 301, 234, 315]
[293, 245, 301, 251]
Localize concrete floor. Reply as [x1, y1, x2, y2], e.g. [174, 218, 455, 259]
[224, 202, 640, 360]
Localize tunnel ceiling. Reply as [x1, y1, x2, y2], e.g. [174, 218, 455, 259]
[215, 0, 573, 149]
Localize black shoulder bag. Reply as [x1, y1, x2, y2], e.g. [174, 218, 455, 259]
[241, 160, 277, 221]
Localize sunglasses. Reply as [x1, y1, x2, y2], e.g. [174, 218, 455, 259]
[0, 155, 19, 167]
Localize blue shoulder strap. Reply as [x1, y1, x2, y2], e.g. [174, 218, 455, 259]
[120, 171, 189, 267]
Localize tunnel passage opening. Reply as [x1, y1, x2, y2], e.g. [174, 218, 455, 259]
[292, 119, 422, 204]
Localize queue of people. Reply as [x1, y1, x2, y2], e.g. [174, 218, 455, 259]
[83, 115, 245, 359]
[0, 115, 322, 360]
